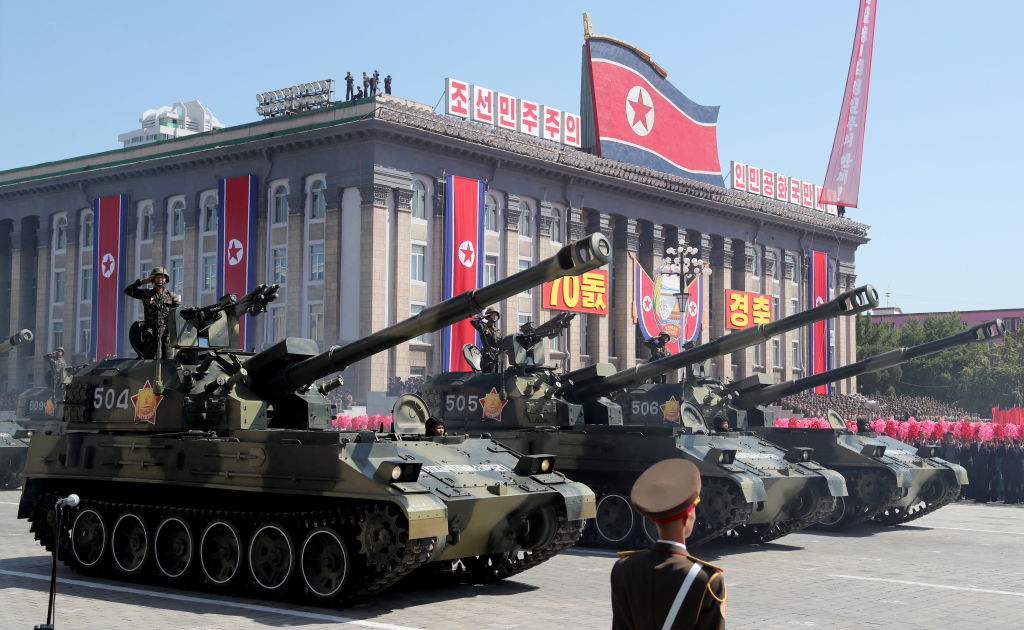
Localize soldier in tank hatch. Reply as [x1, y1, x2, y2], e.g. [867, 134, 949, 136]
[124, 266, 181, 359]
[43, 346, 66, 393]
[611, 459, 726, 630]
[470, 309, 504, 373]
[643, 333, 672, 383]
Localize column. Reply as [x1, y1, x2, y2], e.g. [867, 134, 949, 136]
[612, 217, 639, 369]
[566, 207, 587, 363]
[708, 236, 734, 379]
[357, 182, 393, 394]
[502, 195, 522, 338]
[391, 185, 413, 379]
[586, 212, 613, 363]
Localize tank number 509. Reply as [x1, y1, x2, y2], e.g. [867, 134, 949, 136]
[445, 394, 479, 414]
[631, 401, 661, 416]
[92, 387, 131, 410]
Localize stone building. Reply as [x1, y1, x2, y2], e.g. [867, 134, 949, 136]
[0, 95, 869, 403]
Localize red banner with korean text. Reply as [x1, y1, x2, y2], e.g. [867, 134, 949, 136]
[809, 251, 831, 394]
[820, 0, 877, 208]
[217, 175, 259, 351]
[441, 175, 485, 372]
[543, 270, 608, 315]
[725, 289, 772, 330]
[91, 195, 128, 359]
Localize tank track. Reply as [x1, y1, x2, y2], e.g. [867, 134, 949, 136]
[731, 493, 837, 545]
[871, 475, 962, 526]
[688, 477, 754, 547]
[814, 470, 901, 531]
[26, 493, 431, 605]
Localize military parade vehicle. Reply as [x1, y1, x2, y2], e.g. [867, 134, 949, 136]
[724, 319, 1005, 529]
[1, 330, 34, 488]
[14, 328, 68, 435]
[18, 233, 610, 605]
[414, 285, 878, 548]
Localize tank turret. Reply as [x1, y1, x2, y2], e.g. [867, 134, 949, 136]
[0, 329, 32, 354]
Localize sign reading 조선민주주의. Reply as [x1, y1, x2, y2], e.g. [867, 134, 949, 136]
[445, 78, 582, 148]
[730, 161, 839, 216]
[542, 270, 609, 315]
[725, 289, 773, 330]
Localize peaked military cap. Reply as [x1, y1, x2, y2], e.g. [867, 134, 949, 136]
[630, 458, 701, 522]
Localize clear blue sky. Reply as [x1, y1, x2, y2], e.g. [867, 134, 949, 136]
[1, 1, 1020, 313]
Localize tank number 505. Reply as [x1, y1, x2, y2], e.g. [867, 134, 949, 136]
[631, 400, 661, 416]
[445, 394, 479, 414]
[93, 387, 131, 410]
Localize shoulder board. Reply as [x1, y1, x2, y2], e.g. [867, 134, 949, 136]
[686, 555, 723, 573]
[616, 550, 642, 558]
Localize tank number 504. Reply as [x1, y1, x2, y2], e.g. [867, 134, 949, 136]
[92, 387, 131, 410]
[445, 394, 479, 413]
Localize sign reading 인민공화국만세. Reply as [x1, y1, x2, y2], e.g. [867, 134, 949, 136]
[445, 78, 582, 148]
[542, 270, 609, 315]
[730, 161, 839, 216]
[725, 289, 773, 330]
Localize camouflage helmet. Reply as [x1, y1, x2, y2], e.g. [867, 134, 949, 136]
[55, 347, 65, 354]
[149, 266, 170, 282]
[485, 309, 501, 320]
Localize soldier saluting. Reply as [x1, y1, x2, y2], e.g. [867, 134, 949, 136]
[43, 346, 66, 393]
[124, 266, 181, 359]
[611, 459, 727, 630]
[644, 332, 672, 383]
[470, 309, 503, 373]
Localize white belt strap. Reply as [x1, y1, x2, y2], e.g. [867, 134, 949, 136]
[661, 562, 704, 630]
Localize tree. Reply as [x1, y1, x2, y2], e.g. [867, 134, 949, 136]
[856, 315, 901, 395]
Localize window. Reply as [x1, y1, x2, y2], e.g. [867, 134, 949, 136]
[139, 205, 153, 241]
[80, 268, 92, 301]
[772, 296, 780, 320]
[53, 270, 65, 303]
[550, 328, 564, 352]
[518, 259, 531, 295]
[54, 216, 68, 251]
[518, 313, 532, 331]
[551, 208, 562, 242]
[484, 196, 498, 231]
[171, 259, 185, 293]
[78, 321, 91, 354]
[202, 256, 217, 291]
[753, 343, 764, 367]
[518, 201, 531, 236]
[410, 303, 429, 343]
[411, 180, 426, 220]
[791, 340, 802, 369]
[81, 212, 94, 248]
[203, 197, 218, 232]
[309, 244, 325, 281]
[790, 298, 799, 317]
[751, 246, 761, 278]
[308, 303, 324, 343]
[170, 200, 185, 236]
[273, 185, 289, 223]
[484, 255, 498, 286]
[52, 321, 64, 350]
[310, 180, 327, 219]
[773, 338, 783, 368]
[272, 247, 287, 284]
[410, 244, 426, 282]
[269, 306, 286, 342]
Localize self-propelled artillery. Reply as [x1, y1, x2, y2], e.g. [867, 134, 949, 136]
[416, 285, 878, 548]
[1, 330, 34, 488]
[18, 234, 609, 605]
[721, 319, 1004, 529]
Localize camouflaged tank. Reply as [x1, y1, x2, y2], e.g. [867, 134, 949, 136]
[1, 330, 34, 488]
[415, 285, 877, 548]
[13, 328, 67, 436]
[726, 319, 1005, 530]
[17, 234, 609, 605]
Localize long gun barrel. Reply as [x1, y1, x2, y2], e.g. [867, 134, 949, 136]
[0, 329, 33, 354]
[732, 319, 1005, 409]
[567, 284, 879, 401]
[270, 233, 611, 391]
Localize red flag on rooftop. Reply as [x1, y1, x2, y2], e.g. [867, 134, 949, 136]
[820, 0, 877, 209]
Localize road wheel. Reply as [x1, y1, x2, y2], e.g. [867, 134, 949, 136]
[593, 493, 634, 545]
[111, 513, 148, 574]
[70, 508, 107, 569]
[200, 520, 243, 585]
[154, 517, 193, 579]
[300, 527, 349, 599]
[249, 523, 294, 591]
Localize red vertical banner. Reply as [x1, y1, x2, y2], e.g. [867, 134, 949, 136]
[809, 250, 831, 394]
[821, 0, 877, 208]
[441, 175, 485, 371]
[217, 175, 258, 350]
[91, 195, 128, 359]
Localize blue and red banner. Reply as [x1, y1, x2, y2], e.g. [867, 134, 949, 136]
[809, 251, 831, 394]
[582, 35, 723, 186]
[681, 273, 703, 344]
[217, 175, 258, 350]
[91, 194, 128, 359]
[633, 257, 660, 341]
[441, 175, 485, 372]
[821, 0, 877, 208]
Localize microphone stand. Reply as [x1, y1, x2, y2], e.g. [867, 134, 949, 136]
[36, 496, 76, 630]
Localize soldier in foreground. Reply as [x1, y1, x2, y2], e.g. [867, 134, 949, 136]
[611, 459, 726, 630]
[470, 309, 504, 372]
[124, 266, 181, 359]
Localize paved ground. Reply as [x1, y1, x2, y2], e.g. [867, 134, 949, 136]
[1, 489, 1021, 629]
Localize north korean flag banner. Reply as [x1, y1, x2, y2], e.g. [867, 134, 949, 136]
[582, 35, 724, 186]
[632, 255, 660, 340]
[681, 273, 703, 344]
[441, 175, 486, 372]
[217, 175, 258, 350]
[809, 250, 831, 394]
[91, 195, 128, 359]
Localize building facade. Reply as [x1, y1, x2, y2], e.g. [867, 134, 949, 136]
[0, 95, 869, 402]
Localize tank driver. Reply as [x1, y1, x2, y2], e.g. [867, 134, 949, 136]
[611, 459, 727, 630]
[470, 308, 504, 373]
[124, 266, 181, 359]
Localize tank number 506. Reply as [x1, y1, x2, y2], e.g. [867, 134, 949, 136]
[92, 387, 131, 410]
[631, 401, 661, 416]
[445, 394, 479, 413]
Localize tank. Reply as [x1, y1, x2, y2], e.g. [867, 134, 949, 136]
[0, 331, 34, 488]
[17, 233, 610, 604]
[12, 329, 68, 435]
[416, 285, 878, 548]
[728, 319, 1005, 529]
[0, 329, 33, 354]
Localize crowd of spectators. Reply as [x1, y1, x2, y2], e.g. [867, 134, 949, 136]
[326, 389, 355, 411]
[387, 376, 429, 397]
[932, 435, 1023, 504]
[780, 392, 976, 421]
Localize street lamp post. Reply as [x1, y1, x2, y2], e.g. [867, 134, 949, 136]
[660, 244, 713, 341]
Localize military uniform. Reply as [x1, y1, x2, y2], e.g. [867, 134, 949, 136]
[43, 349, 67, 392]
[611, 458, 726, 630]
[471, 310, 504, 373]
[124, 267, 181, 359]
[644, 334, 672, 383]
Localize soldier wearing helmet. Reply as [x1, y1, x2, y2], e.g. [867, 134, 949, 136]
[470, 308, 504, 373]
[42, 346, 67, 393]
[124, 266, 181, 359]
[643, 332, 673, 383]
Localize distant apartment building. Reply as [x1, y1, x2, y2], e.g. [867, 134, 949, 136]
[872, 307, 1024, 336]
[117, 100, 224, 147]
